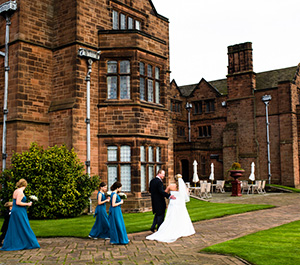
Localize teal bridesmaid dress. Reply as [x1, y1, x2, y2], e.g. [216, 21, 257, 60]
[89, 191, 110, 239]
[108, 192, 129, 244]
[1, 196, 40, 251]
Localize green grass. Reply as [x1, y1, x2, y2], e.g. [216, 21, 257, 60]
[201, 220, 300, 265]
[0, 198, 273, 237]
[268, 184, 300, 193]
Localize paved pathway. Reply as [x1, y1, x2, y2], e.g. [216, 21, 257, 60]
[1, 192, 300, 265]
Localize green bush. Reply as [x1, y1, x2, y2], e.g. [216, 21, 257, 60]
[0, 143, 100, 219]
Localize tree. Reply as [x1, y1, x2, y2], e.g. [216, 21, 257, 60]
[0, 143, 100, 219]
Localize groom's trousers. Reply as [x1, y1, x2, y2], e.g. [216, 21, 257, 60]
[151, 213, 164, 230]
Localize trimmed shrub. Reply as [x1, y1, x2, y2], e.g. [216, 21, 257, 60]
[0, 143, 100, 219]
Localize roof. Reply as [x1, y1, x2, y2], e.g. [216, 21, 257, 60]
[178, 66, 298, 97]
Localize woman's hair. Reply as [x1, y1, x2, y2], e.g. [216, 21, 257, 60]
[99, 182, 107, 190]
[110, 181, 122, 191]
[16, 178, 27, 188]
[172, 174, 183, 187]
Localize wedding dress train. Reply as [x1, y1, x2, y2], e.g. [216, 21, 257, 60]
[146, 178, 195, 243]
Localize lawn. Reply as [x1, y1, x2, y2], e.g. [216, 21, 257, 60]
[0, 198, 273, 237]
[201, 220, 300, 265]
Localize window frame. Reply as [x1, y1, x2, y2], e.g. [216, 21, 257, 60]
[106, 60, 131, 100]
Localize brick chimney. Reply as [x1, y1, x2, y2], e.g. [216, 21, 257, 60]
[227, 42, 253, 75]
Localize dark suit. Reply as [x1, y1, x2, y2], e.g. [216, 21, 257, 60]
[0, 208, 11, 245]
[149, 177, 170, 231]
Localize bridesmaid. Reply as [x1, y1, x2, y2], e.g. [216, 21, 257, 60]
[108, 181, 129, 244]
[1, 179, 40, 251]
[89, 182, 110, 239]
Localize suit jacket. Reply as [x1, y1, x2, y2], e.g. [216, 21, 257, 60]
[1, 208, 11, 233]
[149, 177, 170, 215]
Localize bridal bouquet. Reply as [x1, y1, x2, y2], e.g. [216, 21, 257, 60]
[29, 195, 38, 202]
[119, 192, 127, 199]
[105, 191, 127, 199]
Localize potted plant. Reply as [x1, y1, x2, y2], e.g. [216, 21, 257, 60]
[228, 162, 245, 179]
[228, 162, 244, 196]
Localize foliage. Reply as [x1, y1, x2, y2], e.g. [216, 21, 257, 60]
[0, 143, 100, 219]
[0, 198, 273, 237]
[228, 162, 244, 171]
[201, 220, 300, 265]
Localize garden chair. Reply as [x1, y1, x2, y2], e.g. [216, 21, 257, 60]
[199, 182, 207, 198]
[241, 180, 251, 194]
[206, 182, 212, 198]
[215, 180, 225, 193]
[252, 180, 262, 194]
[261, 180, 266, 194]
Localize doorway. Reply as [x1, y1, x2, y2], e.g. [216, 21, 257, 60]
[181, 159, 189, 183]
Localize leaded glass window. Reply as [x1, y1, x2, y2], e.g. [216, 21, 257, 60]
[141, 165, 146, 192]
[148, 80, 153, 102]
[120, 76, 130, 99]
[155, 81, 160, 104]
[135, 20, 140, 30]
[147, 64, 152, 78]
[121, 165, 131, 192]
[140, 78, 145, 100]
[107, 76, 117, 99]
[128, 17, 133, 29]
[148, 146, 153, 162]
[108, 146, 117, 161]
[120, 146, 131, 162]
[107, 165, 117, 190]
[148, 165, 154, 182]
[120, 60, 130, 74]
[120, 14, 126, 30]
[140, 146, 145, 162]
[113, 11, 118, 29]
[156, 147, 161, 162]
[107, 61, 117, 73]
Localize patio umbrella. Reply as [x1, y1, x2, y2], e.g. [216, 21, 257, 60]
[249, 162, 255, 183]
[209, 163, 214, 181]
[192, 160, 199, 186]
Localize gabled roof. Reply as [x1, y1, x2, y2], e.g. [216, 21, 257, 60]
[148, 0, 169, 22]
[177, 66, 298, 97]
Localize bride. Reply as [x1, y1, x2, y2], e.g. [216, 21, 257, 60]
[146, 174, 195, 243]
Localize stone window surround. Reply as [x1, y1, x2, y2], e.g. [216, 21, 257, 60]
[112, 9, 141, 31]
[139, 62, 161, 104]
[107, 144, 132, 192]
[193, 99, 215, 114]
[198, 125, 212, 138]
[106, 60, 131, 100]
[140, 145, 163, 192]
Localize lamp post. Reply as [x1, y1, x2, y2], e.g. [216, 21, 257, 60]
[185, 102, 192, 142]
[77, 48, 100, 175]
[262, 95, 272, 184]
[0, 1, 17, 171]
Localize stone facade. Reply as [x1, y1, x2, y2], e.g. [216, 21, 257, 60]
[171, 42, 300, 188]
[0, 0, 171, 211]
[0, 0, 300, 216]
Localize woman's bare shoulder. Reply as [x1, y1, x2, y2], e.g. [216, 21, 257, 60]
[168, 183, 177, 191]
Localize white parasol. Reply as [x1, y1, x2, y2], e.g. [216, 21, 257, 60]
[209, 163, 214, 181]
[249, 162, 255, 182]
[192, 160, 199, 186]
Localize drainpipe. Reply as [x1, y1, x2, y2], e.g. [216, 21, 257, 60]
[77, 48, 100, 213]
[0, 1, 17, 171]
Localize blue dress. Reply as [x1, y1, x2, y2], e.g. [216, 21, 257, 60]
[1, 196, 40, 251]
[108, 192, 129, 244]
[89, 192, 110, 239]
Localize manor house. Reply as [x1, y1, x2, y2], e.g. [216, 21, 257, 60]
[0, 0, 299, 212]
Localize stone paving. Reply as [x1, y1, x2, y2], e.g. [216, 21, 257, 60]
[1, 192, 300, 265]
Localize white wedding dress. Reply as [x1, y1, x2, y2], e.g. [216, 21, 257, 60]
[146, 178, 195, 243]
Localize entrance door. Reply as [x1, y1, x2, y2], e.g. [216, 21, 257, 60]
[181, 159, 189, 183]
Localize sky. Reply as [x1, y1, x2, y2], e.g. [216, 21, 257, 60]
[151, 0, 300, 86]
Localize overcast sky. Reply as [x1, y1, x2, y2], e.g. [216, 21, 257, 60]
[151, 0, 300, 86]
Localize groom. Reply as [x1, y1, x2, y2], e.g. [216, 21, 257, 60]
[149, 169, 175, 232]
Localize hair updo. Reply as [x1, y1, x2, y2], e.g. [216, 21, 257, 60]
[110, 181, 122, 191]
[16, 179, 27, 188]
